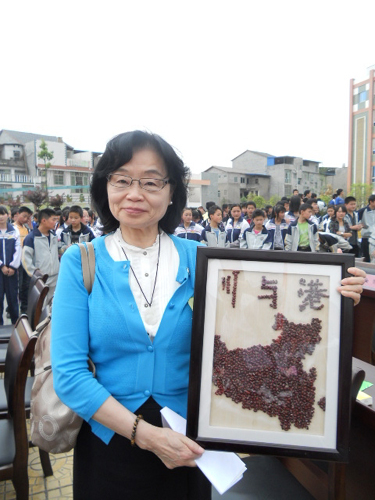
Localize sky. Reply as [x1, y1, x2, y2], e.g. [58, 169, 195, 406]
[2, 0, 375, 175]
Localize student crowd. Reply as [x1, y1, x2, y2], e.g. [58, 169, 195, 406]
[174, 188, 375, 261]
[0, 204, 99, 325]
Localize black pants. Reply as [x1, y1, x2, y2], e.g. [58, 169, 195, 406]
[0, 272, 18, 324]
[74, 398, 211, 500]
[361, 238, 370, 262]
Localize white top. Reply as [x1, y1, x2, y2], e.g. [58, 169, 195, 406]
[105, 229, 180, 339]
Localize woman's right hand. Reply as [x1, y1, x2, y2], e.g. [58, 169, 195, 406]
[136, 422, 204, 469]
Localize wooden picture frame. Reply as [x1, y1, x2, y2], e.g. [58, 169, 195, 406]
[187, 248, 354, 461]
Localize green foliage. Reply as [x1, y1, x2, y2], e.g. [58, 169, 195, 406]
[349, 183, 373, 208]
[38, 139, 54, 189]
[240, 196, 247, 203]
[66, 194, 73, 203]
[24, 188, 49, 211]
[319, 194, 331, 207]
[268, 194, 280, 207]
[79, 193, 85, 203]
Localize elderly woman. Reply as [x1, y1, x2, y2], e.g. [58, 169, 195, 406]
[51, 131, 365, 500]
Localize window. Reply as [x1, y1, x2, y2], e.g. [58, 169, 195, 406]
[240, 177, 245, 184]
[218, 190, 221, 198]
[54, 171, 65, 185]
[255, 178, 259, 184]
[359, 90, 368, 103]
[234, 176, 238, 182]
[13, 150, 21, 159]
[247, 178, 250, 184]
[71, 172, 89, 193]
[285, 185, 292, 196]
[285, 169, 291, 183]
[298, 178, 301, 185]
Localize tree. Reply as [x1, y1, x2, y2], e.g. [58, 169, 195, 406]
[6, 195, 21, 208]
[66, 194, 73, 203]
[349, 183, 373, 208]
[79, 193, 85, 203]
[24, 187, 49, 211]
[38, 139, 54, 189]
[49, 194, 65, 210]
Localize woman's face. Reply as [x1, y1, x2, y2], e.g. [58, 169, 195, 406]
[231, 206, 241, 220]
[107, 148, 172, 233]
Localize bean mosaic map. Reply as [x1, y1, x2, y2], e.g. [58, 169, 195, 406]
[210, 270, 330, 435]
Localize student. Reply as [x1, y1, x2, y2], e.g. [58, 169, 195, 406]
[246, 201, 256, 225]
[13, 206, 33, 314]
[307, 199, 321, 226]
[335, 189, 345, 205]
[22, 208, 60, 303]
[359, 194, 375, 262]
[225, 203, 249, 246]
[285, 195, 301, 224]
[241, 209, 272, 249]
[265, 205, 289, 250]
[202, 201, 215, 227]
[329, 205, 352, 241]
[60, 205, 96, 254]
[174, 207, 204, 241]
[303, 189, 311, 199]
[285, 203, 319, 252]
[264, 205, 273, 220]
[221, 204, 230, 224]
[344, 196, 361, 257]
[320, 205, 335, 232]
[292, 189, 299, 195]
[329, 193, 338, 205]
[200, 205, 227, 247]
[0, 205, 21, 325]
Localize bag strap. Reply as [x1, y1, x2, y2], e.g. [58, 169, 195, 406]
[78, 242, 95, 294]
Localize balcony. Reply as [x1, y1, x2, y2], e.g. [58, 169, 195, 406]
[0, 173, 38, 184]
[67, 159, 92, 168]
[0, 159, 25, 168]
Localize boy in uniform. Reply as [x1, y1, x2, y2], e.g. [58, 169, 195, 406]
[285, 204, 319, 252]
[344, 196, 361, 257]
[22, 208, 60, 303]
[60, 205, 95, 254]
[241, 209, 272, 249]
[13, 206, 33, 314]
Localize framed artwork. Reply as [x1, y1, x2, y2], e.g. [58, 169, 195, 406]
[187, 248, 355, 461]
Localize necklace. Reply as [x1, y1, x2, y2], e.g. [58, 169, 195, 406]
[119, 234, 161, 308]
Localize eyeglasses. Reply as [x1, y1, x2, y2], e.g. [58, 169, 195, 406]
[107, 173, 171, 192]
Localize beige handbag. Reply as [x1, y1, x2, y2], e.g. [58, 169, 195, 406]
[30, 243, 95, 454]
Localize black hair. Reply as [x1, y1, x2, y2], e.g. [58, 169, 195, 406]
[246, 201, 256, 208]
[230, 203, 241, 210]
[368, 194, 375, 203]
[336, 188, 344, 196]
[19, 206, 33, 215]
[69, 205, 83, 217]
[299, 203, 312, 213]
[252, 209, 265, 219]
[11, 207, 19, 217]
[344, 196, 356, 204]
[289, 195, 301, 213]
[38, 208, 56, 223]
[222, 204, 229, 211]
[205, 201, 215, 211]
[264, 205, 273, 212]
[334, 205, 347, 215]
[0, 205, 8, 215]
[274, 204, 286, 217]
[331, 193, 337, 199]
[182, 207, 192, 214]
[311, 193, 317, 199]
[192, 209, 201, 221]
[303, 189, 311, 196]
[91, 131, 189, 234]
[293, 189, 299, 194]
[208, 205, 222, 218]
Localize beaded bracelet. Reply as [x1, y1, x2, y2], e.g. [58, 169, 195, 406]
[130, 414, 143, 447]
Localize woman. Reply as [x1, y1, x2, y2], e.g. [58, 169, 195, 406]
[225, 203, 249, 245]
[51, 131, 365, 500]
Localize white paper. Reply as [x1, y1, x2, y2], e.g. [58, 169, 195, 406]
[160, 407, 247, 495]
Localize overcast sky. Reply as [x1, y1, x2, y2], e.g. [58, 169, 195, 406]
[2, 0, 375, 175]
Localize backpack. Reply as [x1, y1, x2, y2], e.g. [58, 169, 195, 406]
[30, 243, 95, 454]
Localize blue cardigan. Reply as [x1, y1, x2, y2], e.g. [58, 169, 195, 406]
[51, 233, 200, 444]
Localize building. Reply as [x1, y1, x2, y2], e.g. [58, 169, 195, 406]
[202, 150, 322, 206]
[348, 65, 375, 191]
[0, 130, 102, 203]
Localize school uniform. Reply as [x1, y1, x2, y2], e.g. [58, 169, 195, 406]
[174, 222, 204, 242]
[60, 223, 96, 254]
[0, 223, 21, 324]
[359, 206, 375, 262]
[265, 218, 289, 250]
[345, 211, 360, 256]
[285, 219, 319, 252]
[200, 223, 227, 247]
[240, 226, 272, 249]
[225, 217, 249, 244]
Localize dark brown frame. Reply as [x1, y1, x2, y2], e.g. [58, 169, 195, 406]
[187, 248, 354, 461]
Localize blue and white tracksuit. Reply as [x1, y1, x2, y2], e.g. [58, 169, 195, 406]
[265, 218, 289, 249]
[225, 217, 249, 244]
[174, 222, 204, 242]
[0, 223, 21, 324]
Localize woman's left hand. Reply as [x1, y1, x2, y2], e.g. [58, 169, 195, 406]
[337, 266, 366, 306]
